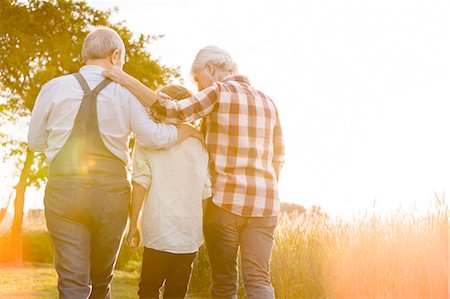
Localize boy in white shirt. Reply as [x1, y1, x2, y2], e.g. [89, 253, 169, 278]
[127, 85, 212, 299]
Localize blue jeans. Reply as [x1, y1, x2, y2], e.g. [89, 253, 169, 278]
[44, 176, 130, 299]
[203, 200, 278, 299]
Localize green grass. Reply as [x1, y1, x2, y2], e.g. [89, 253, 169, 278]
[0, 263, 215, 299]
[0, 264, 139, 299]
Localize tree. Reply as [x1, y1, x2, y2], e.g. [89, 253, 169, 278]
[0, 0, 179, 263]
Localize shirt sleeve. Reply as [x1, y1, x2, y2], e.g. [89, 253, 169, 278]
[128, 93, 178, 149]
[273, 108, 285, 177]
[131, 143, 152, 190]
[152, 84, 219, 124]
[28, 83, 53, 152]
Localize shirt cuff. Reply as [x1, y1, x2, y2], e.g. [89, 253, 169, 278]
[156, 91, 171, 105]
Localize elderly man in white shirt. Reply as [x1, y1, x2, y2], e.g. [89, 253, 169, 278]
[27, 27, 199, 299]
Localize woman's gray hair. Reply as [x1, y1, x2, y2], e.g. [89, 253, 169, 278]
[81, 27, 125, 62]
[191, 45, 238, 82]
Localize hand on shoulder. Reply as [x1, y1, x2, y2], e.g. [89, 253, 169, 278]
[103, 66, 129, 86]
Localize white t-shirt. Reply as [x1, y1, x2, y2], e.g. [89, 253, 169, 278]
[132, 137, 212, 254]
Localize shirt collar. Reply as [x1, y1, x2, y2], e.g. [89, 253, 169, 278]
[222, 75, 250, 84]
[79, 64, 106, 76]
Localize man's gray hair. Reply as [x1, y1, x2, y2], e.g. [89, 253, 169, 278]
[81, 27, 125, 62]
[191, 45, 238, 82]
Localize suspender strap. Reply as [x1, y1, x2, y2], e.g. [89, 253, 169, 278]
[73, 73, 91, 94]
[73, 73, 112, 95]
[93, 78, 112, 95]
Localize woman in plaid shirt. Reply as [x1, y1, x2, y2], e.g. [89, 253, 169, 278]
[104, 45, 285, 299]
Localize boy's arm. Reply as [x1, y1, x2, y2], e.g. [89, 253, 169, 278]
[129, 182, 147, 228]
[128, 144, 152, 247]
[127, 182, 147, 248]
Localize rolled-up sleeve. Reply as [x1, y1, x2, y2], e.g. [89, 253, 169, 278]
[28, 83, 52, 152]
[129, 94, 178, 149]
[131, 143, 152, 190]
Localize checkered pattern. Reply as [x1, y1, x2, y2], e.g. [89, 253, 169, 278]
[153, 75, 284, 217]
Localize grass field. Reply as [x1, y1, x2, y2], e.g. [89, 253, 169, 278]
[0, 200, 448, 299]
[0, 264, 139, 299]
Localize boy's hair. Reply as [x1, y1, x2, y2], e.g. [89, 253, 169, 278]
[159, 85, 193, 100]
[151, 85, 197, 125]
[157, 85, 203, 130]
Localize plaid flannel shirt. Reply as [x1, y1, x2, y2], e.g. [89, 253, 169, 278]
[153, 75, 285, 217]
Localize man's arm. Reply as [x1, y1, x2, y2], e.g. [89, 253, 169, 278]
[175, 124, 204, 146]
[28, 83, 53, 152]
[129, 93, 204, 148]
[128, 91, 178, 149]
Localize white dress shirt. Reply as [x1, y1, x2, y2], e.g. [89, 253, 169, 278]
[132, 138, 212, 254]
[28, 65, 177, 165]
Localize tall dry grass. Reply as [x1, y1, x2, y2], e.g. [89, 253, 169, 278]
[270, 199, 448, 299]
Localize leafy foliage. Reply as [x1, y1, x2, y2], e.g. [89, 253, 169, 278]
[0, 0, 179, 188]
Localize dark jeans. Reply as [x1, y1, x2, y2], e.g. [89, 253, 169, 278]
[204, 200, 278, 299]
[139, 247, 197, 299]
[44, 176, 130, 299]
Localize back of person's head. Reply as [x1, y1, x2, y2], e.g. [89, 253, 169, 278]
[159, 85, 193, 100]
[155, 85, 202, 129]
[81, 27, 125, 62]
[191, 45, 238, 82]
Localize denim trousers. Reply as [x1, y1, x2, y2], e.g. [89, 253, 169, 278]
[44, 176, 130, 299]
[203, 200, 278, 299]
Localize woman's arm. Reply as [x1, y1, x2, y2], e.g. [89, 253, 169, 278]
[103, 67, 159, 107]
[272, 109, 285, 182]
[104, 67, 218, 124]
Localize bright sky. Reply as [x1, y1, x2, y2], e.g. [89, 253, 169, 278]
[2, 0, 450, 218]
